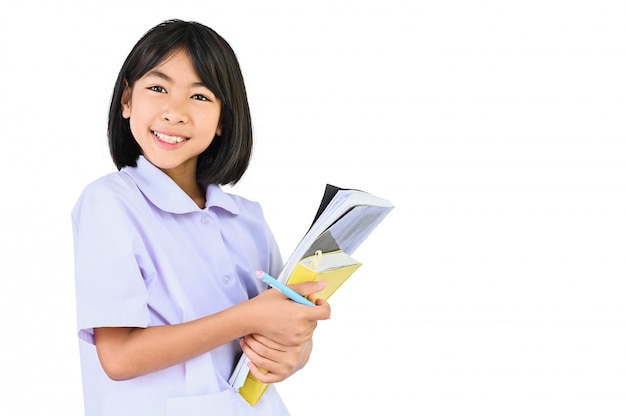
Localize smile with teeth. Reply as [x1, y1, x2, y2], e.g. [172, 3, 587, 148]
[153, 131, 187, 144]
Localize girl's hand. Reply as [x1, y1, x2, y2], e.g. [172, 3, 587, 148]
[247, 281, 331, 346]
[240, 334, 313, 383]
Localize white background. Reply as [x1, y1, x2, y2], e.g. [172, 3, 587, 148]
[1, 1, 625, 415]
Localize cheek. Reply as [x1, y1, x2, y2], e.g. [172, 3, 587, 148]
[128, 117, 148, 147]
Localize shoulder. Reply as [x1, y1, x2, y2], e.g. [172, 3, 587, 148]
[71, 171, 141, 219]
[79, 171, 138, 198]
[206, 185, 265, 217]
[227, 191, 263, 212]
[209, 186, 274, 231]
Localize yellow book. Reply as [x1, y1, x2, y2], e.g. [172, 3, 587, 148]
[239, 368, 269, 406]
[286, 250, 362, 301]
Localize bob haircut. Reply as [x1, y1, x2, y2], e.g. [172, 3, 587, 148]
[108, 19, 253, 187]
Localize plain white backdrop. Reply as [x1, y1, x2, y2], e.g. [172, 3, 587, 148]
[1, 1, 625, 414]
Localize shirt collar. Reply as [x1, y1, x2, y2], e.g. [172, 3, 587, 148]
[121, 156, 240, 215]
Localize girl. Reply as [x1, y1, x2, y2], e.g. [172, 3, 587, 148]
[71, 19, 331, 416]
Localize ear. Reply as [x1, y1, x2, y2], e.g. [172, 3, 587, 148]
[121, 81, 131, 119]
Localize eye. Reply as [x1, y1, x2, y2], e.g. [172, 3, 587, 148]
[191, 94, 210, 101]
[149, 85, 166, 93]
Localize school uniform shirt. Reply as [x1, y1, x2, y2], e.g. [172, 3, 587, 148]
[72, 155, 291, 416]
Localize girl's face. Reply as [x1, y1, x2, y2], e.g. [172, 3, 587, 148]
[122, 49, 222, 183]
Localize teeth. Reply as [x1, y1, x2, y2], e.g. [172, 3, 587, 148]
[154, 131, 185, 144]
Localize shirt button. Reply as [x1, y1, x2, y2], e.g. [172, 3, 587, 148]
[222, 275, 231, 285]
[201, 214, 209, 224]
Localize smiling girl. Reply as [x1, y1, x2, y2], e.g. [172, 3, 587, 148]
[71, 19, 330, 416]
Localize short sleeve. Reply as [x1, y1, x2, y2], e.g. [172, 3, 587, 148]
[265, 222, 284, 280]
[71, 177, 151, 344]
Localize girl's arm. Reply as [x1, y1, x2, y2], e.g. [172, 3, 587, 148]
[94, 280, 330, 381]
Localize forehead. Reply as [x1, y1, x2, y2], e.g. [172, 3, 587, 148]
[146, 49, 200, 79]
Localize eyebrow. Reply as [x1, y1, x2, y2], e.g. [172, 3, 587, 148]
[145, 70, 207, 89]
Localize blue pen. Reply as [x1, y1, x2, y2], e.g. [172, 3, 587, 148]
[255, 270, 316, 306]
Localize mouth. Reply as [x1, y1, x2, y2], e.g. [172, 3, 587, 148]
[152, 131, 188, 144]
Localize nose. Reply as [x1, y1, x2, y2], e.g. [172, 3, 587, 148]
[162, 95, 189, 124]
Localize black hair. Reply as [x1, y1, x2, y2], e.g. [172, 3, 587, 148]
[108, 19, 252, 186]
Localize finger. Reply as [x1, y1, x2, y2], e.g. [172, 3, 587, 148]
[245, 333, 286, 353]
[303, 297, 332, 320]
[288, 280, 328, 296]
[246, 361, 278, 384]
[242, 335, 287, 366]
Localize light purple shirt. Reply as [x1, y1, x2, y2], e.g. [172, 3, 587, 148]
[72, 156, 289, 415]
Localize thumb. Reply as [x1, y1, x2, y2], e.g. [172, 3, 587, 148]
[288, 280, 327, 297]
